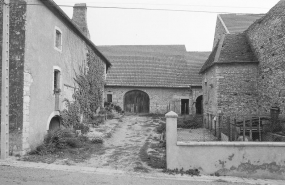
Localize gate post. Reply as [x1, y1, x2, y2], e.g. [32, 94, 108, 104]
[166, 111, 178, 169]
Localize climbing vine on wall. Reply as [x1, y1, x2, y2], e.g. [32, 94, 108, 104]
[61, 46, 105, 127]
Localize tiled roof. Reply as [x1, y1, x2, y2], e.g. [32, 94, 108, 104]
[186, 52, 211, 85]
[200, 33, 258, 73]
[98, 45, 207, 88]
[220, 14, 264, 33]
[199, 43, 219, 73]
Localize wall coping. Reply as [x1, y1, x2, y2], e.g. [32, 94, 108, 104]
[165, 111, 178, 118]
[177, 141, 285, 147]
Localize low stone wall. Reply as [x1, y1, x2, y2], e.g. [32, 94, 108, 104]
[166, 111, 285, 180]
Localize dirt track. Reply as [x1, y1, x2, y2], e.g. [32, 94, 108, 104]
[76, 115, 160, 172]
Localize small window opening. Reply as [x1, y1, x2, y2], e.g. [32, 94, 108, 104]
[54, 70, 60, 94]
[55, 29, 62, 50]
[107, 94, 112, 103]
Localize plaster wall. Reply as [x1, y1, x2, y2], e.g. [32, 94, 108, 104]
[24, 0, 88, 150]
[166, 113, 285, 180]
[105, 86, 192, 114]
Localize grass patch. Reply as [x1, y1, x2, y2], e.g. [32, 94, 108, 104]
[22, 128, 105, 164]
[134, 166, 150, 173]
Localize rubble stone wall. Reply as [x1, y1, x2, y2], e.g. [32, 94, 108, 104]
[246, 0, 285, 114]
[105, 86, 191, 114]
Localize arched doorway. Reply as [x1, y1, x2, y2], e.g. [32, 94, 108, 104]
[196, 95, 203, 114]
[49, 116, 61, 131]
[124, 90, 150, 113]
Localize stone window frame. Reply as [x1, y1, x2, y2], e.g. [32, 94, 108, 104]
[54, 26, 62, 52]
[52, 66, 62, 95]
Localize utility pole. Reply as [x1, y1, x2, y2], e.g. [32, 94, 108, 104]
[1, 0, 10, 159]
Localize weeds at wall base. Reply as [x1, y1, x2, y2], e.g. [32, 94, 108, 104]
[162, 168, 200, 176]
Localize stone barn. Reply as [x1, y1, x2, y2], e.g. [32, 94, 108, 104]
[0, 0, 110, 154]
[98, 45, 210, 115]
[201, 0, 285, 119]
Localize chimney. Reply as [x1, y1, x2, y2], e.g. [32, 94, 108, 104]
[72, 3, 90, 39]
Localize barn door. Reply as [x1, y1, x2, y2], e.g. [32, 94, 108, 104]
[124, 90, 150, 113]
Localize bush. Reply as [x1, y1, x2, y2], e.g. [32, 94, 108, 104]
[177, 119, 201, 129]
[114, 105, 122, 113]
[104, 102, 122, 113]
[61, 99, 81, 128]
[91, 137, 104, 144]
[29, 128, 84, 155]
[73, 123, 89, 134]
[156, 122, 166, 134]
[65, 138, 82, 148]
[107, 112, 115, 119]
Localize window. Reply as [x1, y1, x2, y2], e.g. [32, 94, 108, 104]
[54, 27, 62, 51]
[54, 70, 60, 94]
[107, 94, 112, 103]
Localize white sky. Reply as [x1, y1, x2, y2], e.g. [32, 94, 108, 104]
[53, 0, 279, 51]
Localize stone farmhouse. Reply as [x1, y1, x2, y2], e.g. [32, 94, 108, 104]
[98, 45, 210, 115]
[200, 0, 285, 121]
[0, 0, 111, 154]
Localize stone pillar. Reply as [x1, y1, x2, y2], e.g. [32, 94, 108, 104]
[166, 111, 178, 169]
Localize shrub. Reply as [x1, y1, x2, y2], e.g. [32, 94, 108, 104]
[65, 138, 82, 148]
[29, 128, 84, 155]
[114, 105, 122, 113]
[156, 123, 166, 134]
[104, 102, 122, 113]
[107, 112, 115, 119]
[78, 135, 89, 142]
[61, 99, 81, 128]
[73, 123, 89, 134]
[91, 137, 104, 144]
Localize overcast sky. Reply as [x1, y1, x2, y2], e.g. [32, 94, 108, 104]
[53, 0, 279, 51]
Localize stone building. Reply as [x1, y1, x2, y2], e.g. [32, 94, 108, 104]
[200, 0, 285, 120]
[0, 0, 111, 154]
[98, 45, 210, 114]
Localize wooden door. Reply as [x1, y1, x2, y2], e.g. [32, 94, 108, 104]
[124, 90, 150, 113]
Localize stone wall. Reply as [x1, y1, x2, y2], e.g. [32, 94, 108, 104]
[202, 63, 259, 128]
[216, 63, 258, 116]
[105, 86, 191, 114]
[190, 87, 203, 115]
[202, 66, 218, 115]
[0, 0, 26, 152]
[246, 0, 285, 114]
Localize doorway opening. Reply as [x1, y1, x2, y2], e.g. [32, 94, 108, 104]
[181, 99, 189, 115]
[49, 116, 60, 131]
[196, 95, 203, 114]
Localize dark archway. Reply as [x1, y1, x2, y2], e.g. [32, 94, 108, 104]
[181, 99, 189, 115]
[49, 116, 60, 131]
[124, 90, 150, 113]
[196, 95, 203, 114]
